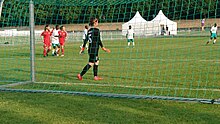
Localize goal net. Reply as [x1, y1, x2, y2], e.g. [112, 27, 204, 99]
[0, 0, 220, 102]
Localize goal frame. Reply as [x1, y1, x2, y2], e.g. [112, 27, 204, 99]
[0, 0, 4, 18]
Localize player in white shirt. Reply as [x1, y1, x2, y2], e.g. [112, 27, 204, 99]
[207, 23, 218, 44]
[51, 25, 60, 56]
[80, 25, 89, 50]
[126, 25, 135, 47]
[201, 18, 205, 31]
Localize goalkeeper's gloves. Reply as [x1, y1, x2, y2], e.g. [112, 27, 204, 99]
[79, 47, 85, 55]
[102, 47, 111, 53]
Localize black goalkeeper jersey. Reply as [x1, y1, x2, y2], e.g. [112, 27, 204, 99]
[83, 27, 103, 55]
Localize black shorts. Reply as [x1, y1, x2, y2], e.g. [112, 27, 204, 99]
[89, 54, 99, 63]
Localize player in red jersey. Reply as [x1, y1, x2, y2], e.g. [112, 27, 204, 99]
[41, 25, 52, 57]
[58, 26, 67, 56]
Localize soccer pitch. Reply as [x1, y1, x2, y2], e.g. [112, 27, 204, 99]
[0, 36, 220, 100]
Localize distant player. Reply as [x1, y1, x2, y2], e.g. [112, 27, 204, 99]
[201, 18, 205, 31]
[77, 17, 111, 81]
[207, 23, 217, 45]
[41, 25, 52, 57]
[51, 25, 60, 56]
[166, 26, 170, 35]
[80, 25, 89, 50]
[58, 26, 68, 57]
[126, 25, 135, 47]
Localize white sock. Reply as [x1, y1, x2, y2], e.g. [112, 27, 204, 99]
[132, 42, 135, 46]
[52, 49, 55, 54]
[128, 42, 130, 46]
[214, 40, 216, 43]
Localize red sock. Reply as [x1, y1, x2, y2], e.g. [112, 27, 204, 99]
[62, 48, 64, 55]
[47, 49, 50, 54]
[57, 49, 60, 54]
[43, 49, 47, 56]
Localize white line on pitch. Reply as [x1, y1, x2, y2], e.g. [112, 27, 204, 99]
[1, 58, 220, 62]
[35, 82, 220, 92]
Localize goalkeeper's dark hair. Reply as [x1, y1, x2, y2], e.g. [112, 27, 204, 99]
[89, 17, 98, 26]
[44, 24, 49, 31]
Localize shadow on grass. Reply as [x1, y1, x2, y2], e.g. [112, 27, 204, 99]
[1, 92, 220, 123]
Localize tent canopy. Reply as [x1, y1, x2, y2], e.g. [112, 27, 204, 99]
[152, 10, 170, 22]
[122, 10, 177, 36]
[149, 10, 177, 35]
[122, 11, 148, 36]
[125, 11, 147, 23]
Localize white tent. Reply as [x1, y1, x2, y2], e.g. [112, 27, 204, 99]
[122, 11, 149, 36]
[122, 10, 177, 37]
[148, 10, 177, 35]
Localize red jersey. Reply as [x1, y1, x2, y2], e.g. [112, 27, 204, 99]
[58, 30, 67, 43]
[41, 31, 51, 43]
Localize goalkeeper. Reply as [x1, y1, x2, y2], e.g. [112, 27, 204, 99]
[77, 17, 110, 81]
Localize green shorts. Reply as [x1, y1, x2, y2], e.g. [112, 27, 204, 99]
[52, 43, 60, 48]
[211, 33, 217, 39]
[127, 39, 134, 42]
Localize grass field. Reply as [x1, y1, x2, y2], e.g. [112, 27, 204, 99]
[0, 92, 220, 124]
[0, 36, 220, 100]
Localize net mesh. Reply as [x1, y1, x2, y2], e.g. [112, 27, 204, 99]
[0, 0, 220, 101]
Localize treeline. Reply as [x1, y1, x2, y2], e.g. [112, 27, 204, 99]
[1, 0, 219, 27]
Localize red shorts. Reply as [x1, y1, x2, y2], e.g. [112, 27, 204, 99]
[44, 42, 51, 47]
[60, 42, 65, 46]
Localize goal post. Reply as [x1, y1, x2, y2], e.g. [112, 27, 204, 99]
[0, 0, 4, 18]
[29, 0, 35, 82]
[0, 0, 220, 103]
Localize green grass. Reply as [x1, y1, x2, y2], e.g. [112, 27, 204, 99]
[0, 36, 220, 100]
[0, 92, 220, 124]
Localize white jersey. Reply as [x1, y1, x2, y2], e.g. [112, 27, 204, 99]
[211, 26, 217, 34]
[83, 29, 88, 40]
[127, 29, 134, 39]
[52, 29, 59, 44]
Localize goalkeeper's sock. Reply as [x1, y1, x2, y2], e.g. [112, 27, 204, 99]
[93, 64, 98, 76]
[80, 64, 91, 76]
